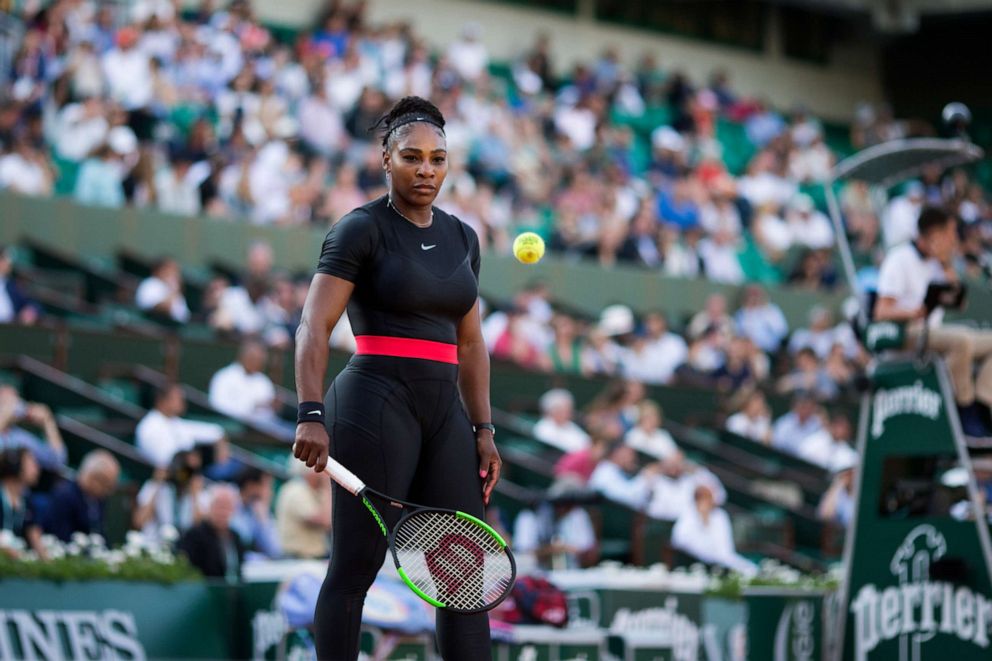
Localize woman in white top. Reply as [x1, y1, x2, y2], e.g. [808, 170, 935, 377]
[725, 390, 772, 444]
[132, 451, 208, 544]
[672, 484, 756, 576]
[624, 400, 678, 460]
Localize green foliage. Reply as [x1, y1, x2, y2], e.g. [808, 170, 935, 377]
[0, 552, 202, 584]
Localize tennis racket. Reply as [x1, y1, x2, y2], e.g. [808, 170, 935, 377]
[323, 455, 516, 613]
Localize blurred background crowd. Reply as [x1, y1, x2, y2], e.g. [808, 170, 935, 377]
[1, 0, 991, 579]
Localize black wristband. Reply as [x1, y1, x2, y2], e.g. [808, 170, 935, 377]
[473, 422, 496, 437]
[297, 401, 326, 425]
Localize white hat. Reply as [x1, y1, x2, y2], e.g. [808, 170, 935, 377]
[651, 126, 686, 153]
[599, 304, 635, 336]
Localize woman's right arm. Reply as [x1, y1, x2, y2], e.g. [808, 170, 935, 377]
[293, 273, 354, 472]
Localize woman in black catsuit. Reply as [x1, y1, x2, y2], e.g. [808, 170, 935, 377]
[292, 96, 502, 660]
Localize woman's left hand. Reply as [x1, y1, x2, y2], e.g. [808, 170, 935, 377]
[476, 431, 501, 506]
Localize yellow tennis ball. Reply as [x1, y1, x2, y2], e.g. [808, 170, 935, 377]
[513, 232, 545, 264]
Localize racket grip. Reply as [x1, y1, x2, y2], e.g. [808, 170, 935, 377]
[323, 456, 367, 495]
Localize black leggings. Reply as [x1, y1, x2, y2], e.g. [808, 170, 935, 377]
[314, 356, 491, 660]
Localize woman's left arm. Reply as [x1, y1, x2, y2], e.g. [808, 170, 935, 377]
[457, 300, 501, 506]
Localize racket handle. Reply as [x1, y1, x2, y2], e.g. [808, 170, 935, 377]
[322, 456, 367, 495]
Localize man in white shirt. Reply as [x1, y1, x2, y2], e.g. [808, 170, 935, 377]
[881, 181, 924, 248]
[874, 206, 992, 439]
[136, 383, 226, 468]
[135, 258, 190, 324]
[620, 312, 688, 385]
[447, 22, 489, 83]
[208, 339, 294, 440]
[533, 389, 590, 453]
[102, 27, 153, 111]
[588, 443, 660, 510]
[785, 194, 834, 250]
[797, 413, 858, 472]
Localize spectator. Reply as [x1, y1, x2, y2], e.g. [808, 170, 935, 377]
[513, 478, 599, 571]
[275, 458, 331, 559]
[646, 451, 726, 521]
[712, 336, 759, 392]
[135, 383, 226, 468]
[672, 484, 757, 576]
[554, 433, 614, 484]
[546, 314, 585, 375]
[797, 413, 859, 472]
[44, 450, 120, 542]
[533, 389, 591, 453]
[624, 401, 678, 460]
[620, 312, 687, 385]
[784, 194, 833, 250]
[102, 27, 153, 112]
[0, 135, 53, 196]
[0, 448, 44, 557]
[788, 306, 859, 361]
[208, 339, 291, 439]
[0, 246, 39, 325]
[725, 391, 772, 444]
[73, 143, 125, 208]
[588, 442, 660, 510]
[687, 293, 734, 342]
[155, 150, 201, 216]
[135, 257, 191, 324]
[771, 392, 824, 455]
[734, 285, 788, 354]
[230, 467, 281, 560]
[132, 450, 207, 543]
[0, 385, 66, 470]
[881, 181, 924, 248]
[776, 347, 839, 401]
[818, 463, 856, 527]
[178, 484, 244, 581]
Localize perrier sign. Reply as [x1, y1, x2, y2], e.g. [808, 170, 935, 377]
[838, 358, 992, 660]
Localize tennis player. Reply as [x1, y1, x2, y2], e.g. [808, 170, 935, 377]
[293, 96, 502, 660]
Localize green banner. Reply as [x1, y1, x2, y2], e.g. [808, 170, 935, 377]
[0, 579, 230, 659]
[840, 359, 992, 660]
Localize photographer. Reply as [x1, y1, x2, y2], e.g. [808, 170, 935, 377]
[874, 206, 992, 439]
[0, 385, 66, 471]
[132, 450, 207, 544]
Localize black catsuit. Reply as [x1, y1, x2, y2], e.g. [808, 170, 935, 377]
[312, 196, 491, 660]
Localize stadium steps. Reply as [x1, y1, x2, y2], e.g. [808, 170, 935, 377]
[1, 355, 288, 480]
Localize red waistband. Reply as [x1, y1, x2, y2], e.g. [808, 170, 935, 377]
[354, 335, 459, 364]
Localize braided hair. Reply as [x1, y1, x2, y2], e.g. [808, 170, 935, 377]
[370, 96, 446, 151]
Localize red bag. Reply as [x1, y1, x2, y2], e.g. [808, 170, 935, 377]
[498, 576, 569, 628]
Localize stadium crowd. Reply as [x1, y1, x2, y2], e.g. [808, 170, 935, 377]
[1, 0, 989, 289]
[2, 0, 992, 577]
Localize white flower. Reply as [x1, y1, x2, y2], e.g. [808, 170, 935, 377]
[40, 534, 59, 549]
[89, 534, 106, 548]
[21, 551, 38, 562]
[71, 532, 89, 547]
[126, 531, 145, 547]
[159, 525, 180, 544]
[125, 546, 141, 558]
[66, 543, 81, 556]
[106, 550, 126, 566]
[48, 546, 65, 560]
[0, 530, 16, 548]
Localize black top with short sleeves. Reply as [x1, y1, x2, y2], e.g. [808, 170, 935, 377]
[316, 196, 480, 344]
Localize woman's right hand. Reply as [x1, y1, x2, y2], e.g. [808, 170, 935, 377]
[293, 422, 330, 472]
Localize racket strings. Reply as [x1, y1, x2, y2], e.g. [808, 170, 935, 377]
[394, 511, 513, 611]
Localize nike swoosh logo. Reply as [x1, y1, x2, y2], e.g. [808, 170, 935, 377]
[421, 243, 437, 251]
[307, 410, 322, 416]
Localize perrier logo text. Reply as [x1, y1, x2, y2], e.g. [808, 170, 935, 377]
[871, 380, 941, 439]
